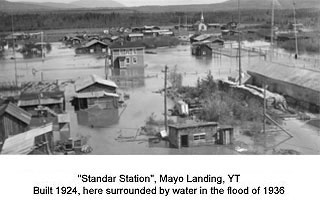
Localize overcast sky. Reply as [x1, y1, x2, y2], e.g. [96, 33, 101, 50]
[8, 0, 227, 7]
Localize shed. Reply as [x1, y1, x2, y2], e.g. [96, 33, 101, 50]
[18, 91, 65, 114]
[75, 74, 118, 94]
[73, 75, 119, 111]
[168, 122, 219, 148]
[75, 40, 109, 54]
[0, 102, 31, 142]
[191, 43, 212, 56]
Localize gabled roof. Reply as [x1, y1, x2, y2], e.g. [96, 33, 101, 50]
[193, 34, 212, 41]
[75, 91, 119, 99]
[75, 74, 118, 93]
[109, 41, 145, 49]
[83, 40, 108, 48]
[0, 102, 32, 125]
[247, 61, 320, 92]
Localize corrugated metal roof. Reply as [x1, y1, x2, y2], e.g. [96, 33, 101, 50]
[83, 40, 108, 48]
[18, 98, 64, 107]
[75, 74, 118, 93]
[0, 102, 31, 125]
[193, 34, 212, 41]
[1, 123, 53, 155]
[247, 62, 320, 92]
[75, 91, 119, 99]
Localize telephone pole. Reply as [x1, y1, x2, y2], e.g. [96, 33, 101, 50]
[11, 15, 18, 87]
[237, 0, 242, 85]
[270, 0, 275, 61]
[163, 65, 168, 132]
[293, 1, 299, 59]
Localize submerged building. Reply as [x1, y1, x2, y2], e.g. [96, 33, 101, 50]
[0, 102, 32, 143]
[72, 74, 119, 111]
[109, 42, 145, 69]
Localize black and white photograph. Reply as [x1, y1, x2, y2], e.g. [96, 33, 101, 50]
[0, 0, 319, 155]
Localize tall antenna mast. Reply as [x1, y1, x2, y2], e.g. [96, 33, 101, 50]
[11, 15, 18, 87]
[270, 0, 275, 60]
[293, 0, 298, 59]
[238, 0, 242, 85]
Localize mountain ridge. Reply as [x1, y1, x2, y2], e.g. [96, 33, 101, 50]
[1, 0, 319, 12]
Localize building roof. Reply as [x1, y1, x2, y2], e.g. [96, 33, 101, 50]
[83, 39, 108, 48]
[247, 61, 320, 92]
[109, 41, 145, 49]
[18, 98, 64, 107]
[75, 74, 118, 93]
[1, 123, 53, 155]
[193, 34, 212, 42]
[0, 102, 32, 125]
[128, 33, 144, 37]
[169, 122, 218, 130]
[75, 91, 119, 99]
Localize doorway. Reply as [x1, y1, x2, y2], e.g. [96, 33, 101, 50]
[181, 135, 189, 147]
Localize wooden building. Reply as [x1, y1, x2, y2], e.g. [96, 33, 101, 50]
[168, 122, 218, 148]
[168, 122, 234, 148]
[75, 40, 109, 54]
[72, 74, 119, 111]
[127, 33, 144, 42]
[110, 42, 145, 69]
[0, 102, 32, 143]
[18, 91, 65, 115]
[247, 61, 320, 112]
[191, 43, 212, 56]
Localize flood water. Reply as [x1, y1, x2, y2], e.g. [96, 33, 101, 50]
[1, 42, 320, 154]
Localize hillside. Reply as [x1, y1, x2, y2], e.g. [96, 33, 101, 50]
[134, 0, 320, 12]
[0, 0, 125, 11]
[71, 0, 124, 8]
[1, 0, 319, 12]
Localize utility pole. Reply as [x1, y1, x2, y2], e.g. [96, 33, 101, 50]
[41, 31, 45, 62]
[263, 84, 267, 134]
[270, 0, 275, 61]
[11, 15, 18, 87]
[163, 65, 168, 132]
[237, 0, 242, 85]
[293, 1, 298, 59]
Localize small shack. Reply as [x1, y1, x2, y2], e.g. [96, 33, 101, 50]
[191, 43, 212, 56]
[0, 102, 32, 143]
[75, 40, 109, 54]
[72, 74, 119, 111]
[168, 122, 234, 148]
[168, 122, 219, 148]
[18, 92, 65, 115]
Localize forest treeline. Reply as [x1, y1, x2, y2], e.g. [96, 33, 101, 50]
[0, 8, 319, 32]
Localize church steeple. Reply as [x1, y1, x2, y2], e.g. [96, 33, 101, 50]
[201, 11, 204, 23]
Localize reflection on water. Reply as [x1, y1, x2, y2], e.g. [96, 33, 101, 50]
[77, 108, 119, 128]
[1, 42, 319, 154]
[109, 67, 146, 89]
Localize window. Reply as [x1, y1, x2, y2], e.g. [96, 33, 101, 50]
[133, 49, 137, 54]
[120, 49, 126, 55]
[120, 60, 125, 68]
[193, 133, 206, 141]
[90, 49, 94, 53]
[125, 49, 130, 55]
[132, 57, 137, 64]
[102, 48, 106, 53]
[126, 57, 130, 64]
